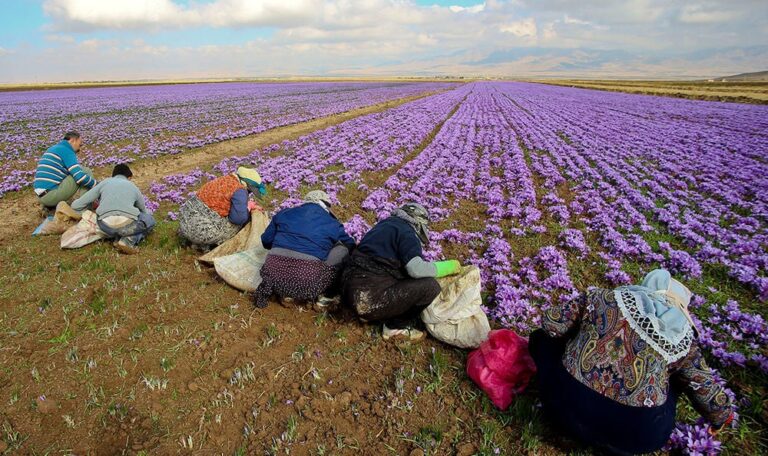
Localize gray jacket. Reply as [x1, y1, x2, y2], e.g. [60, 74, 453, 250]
[72, 175, 147, 220]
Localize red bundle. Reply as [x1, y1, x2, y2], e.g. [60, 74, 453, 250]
[466, 329, 537, 410]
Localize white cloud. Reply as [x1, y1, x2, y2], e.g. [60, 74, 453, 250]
[416, 33, 439, 46]
[499, 18, 537, 38]
[44, 0, 190, 30]
[43, 0, 444, 32]
[679, 5, 743, 24]
[43, 0, 319, 30]
[563, 16, 591, 26]
[0, 0, 759, 82]
[449, 3, 485, 14]
[209, 0, 317, 26]
[518, 0, 665, 24]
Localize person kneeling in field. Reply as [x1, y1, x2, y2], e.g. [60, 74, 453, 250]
[528, 269, 735, 455]
[71, 164, 155, 254]
[253, 190, 356, 310]
[34, 131, 97, 213]
[342, 203, 462, 342]
[177, 167, 266, 251]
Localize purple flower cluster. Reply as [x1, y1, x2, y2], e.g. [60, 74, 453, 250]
[558, 228, 590, 258]
[343, 214, 371, 243]
[148, 168, 217, 207]
[696, 298, 768, 371]
[664, 420, 722, 456]
[480, 243, 578, 331]
[659, 241, 703, 279]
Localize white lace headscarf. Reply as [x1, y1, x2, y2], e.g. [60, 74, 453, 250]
[614, 269, 695, 363]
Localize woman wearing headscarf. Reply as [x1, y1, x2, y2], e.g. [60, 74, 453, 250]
[253, 190, 356, 309]
[529, 269, 734, 455]
[342, 202, 463, 341]
[178, 166, 266, 249]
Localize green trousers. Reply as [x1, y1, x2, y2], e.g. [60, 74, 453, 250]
[38, 166, 95, 208]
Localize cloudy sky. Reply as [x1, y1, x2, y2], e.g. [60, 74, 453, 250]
[0, 0, 766, 83]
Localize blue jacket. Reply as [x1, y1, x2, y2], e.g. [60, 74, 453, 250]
[261, 203, 356, 260]
[228, 188, 250, 225]
[34, 140, 96, 190]
[357, 216, 423, 266]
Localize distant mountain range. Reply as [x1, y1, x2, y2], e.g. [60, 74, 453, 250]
[709, 70, 768, 82]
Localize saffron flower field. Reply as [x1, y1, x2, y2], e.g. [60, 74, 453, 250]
[0, 81, 452, 197]
[1, 81, 766, 454]
[147, 82, 767, 454]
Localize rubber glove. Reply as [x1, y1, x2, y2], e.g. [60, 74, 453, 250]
[435, 259, 461, 277]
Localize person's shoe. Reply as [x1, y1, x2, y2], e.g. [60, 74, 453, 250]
[115, 239, 139, 255]
[279, 296, 296, 308]
[382, 324, 426, 342]
[313, 295, 340, 312]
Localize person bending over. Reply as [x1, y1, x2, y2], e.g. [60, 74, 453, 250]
[71, 164, 154, 254]
[178, 166, 266, 250]
[254, 190, 356, 310]
[342, 203, 462, 342]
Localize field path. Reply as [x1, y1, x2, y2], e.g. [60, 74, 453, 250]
[0, 90, 441, 243]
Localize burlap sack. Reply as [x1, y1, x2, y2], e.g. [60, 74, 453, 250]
[38, 201, 82, 235]
[213, 247, 269, 292]
[60, 210, 107, 249]
[198, 210, 270, 264]
[421, 266, 491, 349]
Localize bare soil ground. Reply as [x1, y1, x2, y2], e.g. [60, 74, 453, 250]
[2, 224, 546, 455]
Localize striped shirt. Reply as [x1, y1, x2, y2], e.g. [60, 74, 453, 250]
[33, 140, 96, 191]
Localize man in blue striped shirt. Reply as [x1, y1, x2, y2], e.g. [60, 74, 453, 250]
[34, 131, 97, 210]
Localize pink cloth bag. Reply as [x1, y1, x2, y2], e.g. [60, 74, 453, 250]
[466, 329, 537, 410]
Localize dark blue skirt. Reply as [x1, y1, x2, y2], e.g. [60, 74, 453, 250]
[529, 330, 677, 455]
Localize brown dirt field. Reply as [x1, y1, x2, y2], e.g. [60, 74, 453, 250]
[0, 91, 440, 244]
[0, 232, 446, 454]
